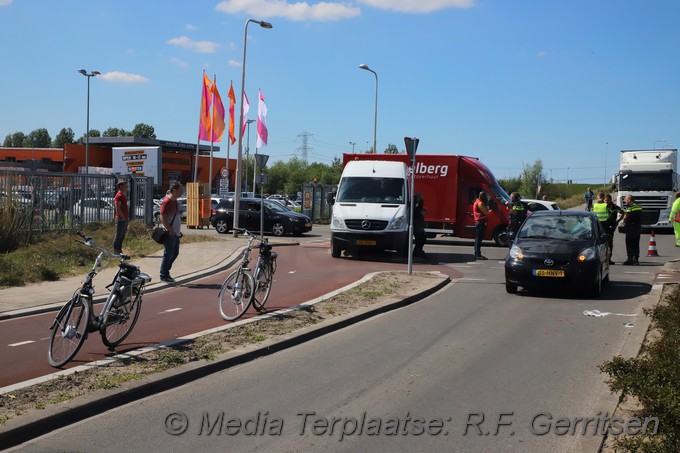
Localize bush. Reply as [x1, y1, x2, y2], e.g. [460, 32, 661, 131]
[0, 198, 32, 253]
[599, 285, 680, 452]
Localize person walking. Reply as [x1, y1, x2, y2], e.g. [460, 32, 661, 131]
[112, 179, 129, 255]
[669, 191, 680, 247]
[473, 191, 489, 260]
[622, 194, 642, 265]
[412, 193, 428, 259]
[160, 181, 183, 283]
[584, 187, 595, 211]
[605, 194, 624, 263]
[505, 192, 529, 244]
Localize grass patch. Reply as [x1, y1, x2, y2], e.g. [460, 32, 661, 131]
[0, 221, 217, 288]
[600, 284, 680, 452]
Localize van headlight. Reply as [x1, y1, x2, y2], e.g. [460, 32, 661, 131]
[388, 215, 406, 230]
[332, 216, 346, 228]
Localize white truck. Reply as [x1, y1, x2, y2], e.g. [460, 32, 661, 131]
[328, 160, 410, 258]
[615, 149, 678, 230]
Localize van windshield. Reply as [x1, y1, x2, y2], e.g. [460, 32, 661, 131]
[337, 177, 405, 203]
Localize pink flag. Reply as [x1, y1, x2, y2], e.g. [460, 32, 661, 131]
[241, 91, 250, 137]
[227, 82, 236, 145]
[256, 90, 268, 148]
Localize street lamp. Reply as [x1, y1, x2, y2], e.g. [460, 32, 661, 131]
[234, 19, 273, 237]
[359, 64, 378, 154]
[78, 69, 100, 174]
[349, 141, 356, 153]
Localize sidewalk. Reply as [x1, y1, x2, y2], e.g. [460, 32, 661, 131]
[0, 233, 291, 320]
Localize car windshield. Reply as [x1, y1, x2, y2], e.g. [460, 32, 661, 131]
[488, 183, 511, 205]
[336, 177, 405, 203]
[518, 215, 593, 241]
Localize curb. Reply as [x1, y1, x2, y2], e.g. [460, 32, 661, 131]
[0, 271, 450, 448]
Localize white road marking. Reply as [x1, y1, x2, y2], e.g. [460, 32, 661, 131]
[623, 272, 652, 275]
[9, 340, 34, 347]
[159, 308, 183, 314]
[459, 278, 487, 281]
[288, 270, 296, 274]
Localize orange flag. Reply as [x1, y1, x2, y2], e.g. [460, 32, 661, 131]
[227, 82, 236, 145]
[198, 72, 212, 141]
[211, 78, 226, 143]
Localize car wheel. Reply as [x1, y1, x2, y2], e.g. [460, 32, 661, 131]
[505, 281, 518, 294]
[331, 237, 342, 258]
[272, 222, 285, 237]
[493, 226, 509, 247]
[214, 219, 230, 234]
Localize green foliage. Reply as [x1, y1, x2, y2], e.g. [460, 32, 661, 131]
[384, 144, 400, 154]
[599, 285, 680, 452]
[131, 123, 156, 139]
[103, 127, 132, 137]
[519, 159, 545, 199]
[3, 131, 26, 147]
[23, 128, 52, 148]
[77, 129, 101, 144]
[0, 198, 32, 253]
[52, 128, 76, 148]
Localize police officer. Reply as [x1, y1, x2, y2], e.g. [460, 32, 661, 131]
[622, 194, 642, 265]
[669, 191, 680, 247]
[591, 192, 610, 259]
[505, 192, 529, 244]
[605, 194, 624, 263]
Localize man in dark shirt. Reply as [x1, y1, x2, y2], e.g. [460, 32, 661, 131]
[505, 192, 529, 244]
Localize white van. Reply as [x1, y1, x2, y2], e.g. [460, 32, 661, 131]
[328, 160, 410, 258]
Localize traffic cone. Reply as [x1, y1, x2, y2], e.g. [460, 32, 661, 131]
[647, 231, 659, 257]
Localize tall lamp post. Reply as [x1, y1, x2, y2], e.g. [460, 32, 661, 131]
[233, 19, 273, 237]
[78, 69, 100, 174]
[349, 141, 356, 153]
[359, 64, 378, 154]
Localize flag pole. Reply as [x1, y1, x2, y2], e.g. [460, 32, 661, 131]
[209, 75, 216, 195]
[194, 70, 208, 183]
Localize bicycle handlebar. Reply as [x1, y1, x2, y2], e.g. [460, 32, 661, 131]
[75, 231, 130, 261]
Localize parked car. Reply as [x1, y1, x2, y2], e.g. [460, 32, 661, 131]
[522, 198, 560, 211]
[73, 198, 146, 225]
[504, 211, 611, 296]
[153, 197, 188, 223]
[211, 197, 312, 236]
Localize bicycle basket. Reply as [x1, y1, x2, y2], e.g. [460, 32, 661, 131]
[119, 263, 140, 280]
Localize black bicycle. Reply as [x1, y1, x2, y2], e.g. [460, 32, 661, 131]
[252, 237, 277, 312]
[47, 231, 152, 367]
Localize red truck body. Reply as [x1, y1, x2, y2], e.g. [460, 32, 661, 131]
[342, 153, 511, 244]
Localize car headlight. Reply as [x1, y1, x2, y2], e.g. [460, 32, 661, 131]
[388, 215, 406, 230]
[578, 247, 597, 262]
[509, 244, 524, 260]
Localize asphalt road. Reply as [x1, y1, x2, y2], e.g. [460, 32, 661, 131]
[11, 231, 676, 452]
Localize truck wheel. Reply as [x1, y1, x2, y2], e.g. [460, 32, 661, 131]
[493, 226, 509, 247]
[331, 238, 342, 258]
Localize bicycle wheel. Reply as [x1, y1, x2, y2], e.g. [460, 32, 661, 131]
[252, 262, 273, 312]
[48, 295, 90, 368]
[101, 286, 143, 348]
[218, 269, 254, 321]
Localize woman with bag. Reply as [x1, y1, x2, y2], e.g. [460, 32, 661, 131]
[159, 181, 183, 283]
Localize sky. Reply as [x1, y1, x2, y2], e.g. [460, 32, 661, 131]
[1, 0, 679, 184]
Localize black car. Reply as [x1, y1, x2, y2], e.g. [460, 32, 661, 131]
[211, 197, 312, 236]
[504, 211, 611, 296]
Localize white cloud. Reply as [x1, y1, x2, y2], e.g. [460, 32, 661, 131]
[186, 24, 197, 31]
[0, 0, 13, 6]
[167, 36, 221, 53]
[359, 0, 474, 13]
[228, 59, 241, 67]
[98, 71, 150, 84]
[170, 57, 189, 68]
[216, 0, 360, 21]
[536, 51, 551, 58]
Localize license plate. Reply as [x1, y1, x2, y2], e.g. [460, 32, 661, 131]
[356, 239, 376, 246]
[533, 269, 565, 277]
[305, 223, 311, 227]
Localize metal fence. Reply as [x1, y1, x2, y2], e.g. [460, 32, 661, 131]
[0, 171, 154, 232]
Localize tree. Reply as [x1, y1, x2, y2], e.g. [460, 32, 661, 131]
[131, 123, 156, 138]
[4, 131, 26, 147]
[103, 127, 130, 137]
[77, 129, 101, 144]
[52, 128, 76, 148]
[384, 144, 399, 154]
[519, 159, 545, 199]
[23, 128, 52, 148]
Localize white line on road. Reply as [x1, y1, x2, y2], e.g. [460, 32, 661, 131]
[159, 308, 183, 314]
[288, 270, 297, 274]
[9, 340, 34, 347]
[459, 278, 487, 281]
[623, 272, 652, 275]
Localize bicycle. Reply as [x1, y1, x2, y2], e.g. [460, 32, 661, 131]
[218, 231, 277, 321]
[47, 231, 152, 368]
